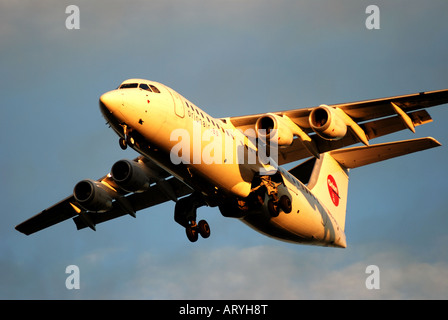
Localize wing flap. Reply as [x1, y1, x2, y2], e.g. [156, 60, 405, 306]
[362, 109, 432, 140]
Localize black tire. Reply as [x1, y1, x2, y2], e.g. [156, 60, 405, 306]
[119, 137, 127, 150]
[186, 226, 198, 242]
[279, 195, 292, 213]
[198, 220, 211, 238]
[267, 199, 279, 217]
[127, 135, 135, 146]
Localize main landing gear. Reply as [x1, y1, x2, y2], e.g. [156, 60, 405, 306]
[267, 194, 292, 217]
[185, 220, 211, 242]
[174, 193, 210, 243]
[252, 176, 292, 217]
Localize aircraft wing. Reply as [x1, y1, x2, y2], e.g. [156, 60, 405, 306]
[72, 176, 193, 231]
[228, 89, 448, 165]
[15, 157, 193, 235]
[15, 195, 78, 236]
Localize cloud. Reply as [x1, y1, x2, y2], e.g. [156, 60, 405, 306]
[111, 244, 448, 300]
[3, 240, 447, 300]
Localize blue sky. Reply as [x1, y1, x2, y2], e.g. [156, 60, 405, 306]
[1, 0, 448, 299]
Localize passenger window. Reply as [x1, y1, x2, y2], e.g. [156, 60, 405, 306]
[139, 83, 152, 91]
[149, 85, 160, 93]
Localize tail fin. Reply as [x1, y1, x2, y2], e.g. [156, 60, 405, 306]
[307, 154, 350, 231]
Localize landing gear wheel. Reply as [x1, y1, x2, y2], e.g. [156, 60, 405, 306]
[127, 135, 135, 146]
[119, 137, 127, 150]
[198, 220, 211, 239]
[279, 195, 292, 213]
[186, 225, 199, 242]
[267, 199, 279, 217]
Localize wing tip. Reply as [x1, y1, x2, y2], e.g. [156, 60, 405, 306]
[15, 224, 32, 236]
[426, 136, 442, 147]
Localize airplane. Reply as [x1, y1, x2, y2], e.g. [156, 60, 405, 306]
[15, 78, 448, 248]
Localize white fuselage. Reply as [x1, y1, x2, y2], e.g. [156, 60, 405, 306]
[99, 79, 347, 247]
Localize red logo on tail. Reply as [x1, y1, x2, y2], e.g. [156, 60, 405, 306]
[327, 175, 340, 207]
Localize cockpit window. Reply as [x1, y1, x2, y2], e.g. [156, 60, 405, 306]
[139, 83, 152, 91]
[150, 85, 160, 93]
[118, 82, 161, 93]
[119, 83, 138, 89]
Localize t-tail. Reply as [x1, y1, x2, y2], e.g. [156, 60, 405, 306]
[294, 137, 441, 247]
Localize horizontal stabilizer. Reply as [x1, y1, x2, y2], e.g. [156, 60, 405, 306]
[329, 137, 441, 169]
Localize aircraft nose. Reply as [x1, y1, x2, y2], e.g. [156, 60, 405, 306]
[99, 90, 122, 114]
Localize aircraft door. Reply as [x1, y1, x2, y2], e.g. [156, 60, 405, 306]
[172, 91, 185, 118]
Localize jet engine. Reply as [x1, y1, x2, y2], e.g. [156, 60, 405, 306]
[255, 113, 294, 147]
[73, 179, 114, 212]
[309, 105, 347, 140]
[111, 159, 152, 193]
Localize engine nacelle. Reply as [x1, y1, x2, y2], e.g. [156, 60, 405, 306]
[254, 113, 294, 147]
[73, 179, 113, 212]
[309, 105, 347, 140]
[111, 159, 151, 193]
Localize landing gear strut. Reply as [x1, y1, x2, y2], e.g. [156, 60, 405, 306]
[175, 193, 210, 243]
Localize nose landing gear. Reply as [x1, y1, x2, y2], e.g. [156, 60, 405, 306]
[119, 124, 135, 150]
[119, 137, 128, 150]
